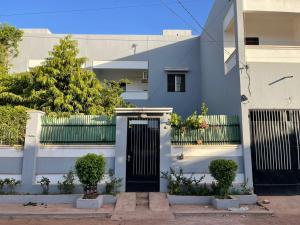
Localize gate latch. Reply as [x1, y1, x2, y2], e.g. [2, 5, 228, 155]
[127, 155, 131, 162]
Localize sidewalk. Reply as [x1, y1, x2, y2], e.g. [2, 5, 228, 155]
[0, 195, 299, 225]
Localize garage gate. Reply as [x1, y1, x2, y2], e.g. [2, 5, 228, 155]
[250, 109, 300, 195]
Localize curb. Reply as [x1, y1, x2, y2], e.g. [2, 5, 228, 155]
[174, 210, 274, 217]
[0, 212, 112, 219]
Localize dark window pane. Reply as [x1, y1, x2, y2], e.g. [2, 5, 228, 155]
[167, 74, 175, 92]
[245, 37, 259, 45]
[179, 74, 185, 92]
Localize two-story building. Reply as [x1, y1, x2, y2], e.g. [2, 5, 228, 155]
[11, 29, 201, 118]
[9, 0, 300, 194]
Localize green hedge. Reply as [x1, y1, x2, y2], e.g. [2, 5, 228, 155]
[0, 106, 28, 145]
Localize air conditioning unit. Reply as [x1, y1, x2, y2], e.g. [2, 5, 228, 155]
[142, 71, 148, 83]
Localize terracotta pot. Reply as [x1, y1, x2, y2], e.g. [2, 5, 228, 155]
[196, 139, 203, 145]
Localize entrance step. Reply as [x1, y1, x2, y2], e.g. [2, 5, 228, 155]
[114, 193, 136, 212]
[149, 192, 170, 212]
[112, 192, 174, 221]
[136, 192, 149, 207]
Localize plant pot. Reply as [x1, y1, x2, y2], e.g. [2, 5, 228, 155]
[76, 195, 103, 209]
[196, 139, 203, 145]
[212, 196, 239, 209]
[167, 194, 212, 205]
[233, 194, 257, 205]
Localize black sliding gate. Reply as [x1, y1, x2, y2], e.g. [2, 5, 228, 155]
[126, 118, 160, 192]
[250, 109, 300, 195]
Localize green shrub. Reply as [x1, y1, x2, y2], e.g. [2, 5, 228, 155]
[0, 179, 5, 193]
[38, 176, 50, 194]
[75, 153, 106, 194]
[58, 170, 76, 194]
[0, 106, 28, 145]
[4, 178, 21, 193]
[201, 102, 208, 116]
[161, 168, 210, 196]
[170, 113, 182, 127]
[209, 159, 238, 198]
[105, 169, 122, 196]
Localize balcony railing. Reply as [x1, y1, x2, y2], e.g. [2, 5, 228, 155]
[243, 0, 300, 13]
[245, 45, 300, 63]
[121, 91, 149, 100]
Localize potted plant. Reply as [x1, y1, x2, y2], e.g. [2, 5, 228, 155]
[209, 159, 239, 209]
[75, 153, 106, 208]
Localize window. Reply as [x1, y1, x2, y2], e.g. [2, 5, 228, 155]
[245, 37, 259, 45]
[167, 74, 185, 92]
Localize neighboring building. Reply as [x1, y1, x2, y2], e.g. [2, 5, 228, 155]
[5, 0, 300, 194]
[10, 29, 201, 117]
[201, 0, 300, 194]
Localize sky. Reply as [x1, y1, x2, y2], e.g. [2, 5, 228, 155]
[0, 0, 214, 35]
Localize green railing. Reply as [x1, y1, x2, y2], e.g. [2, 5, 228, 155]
[171, 115, 241, 145]
[40, 115, 116, 145]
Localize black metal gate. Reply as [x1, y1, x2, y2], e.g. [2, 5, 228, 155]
[126, 118, 160, 192]
[250, 109, 300, 195]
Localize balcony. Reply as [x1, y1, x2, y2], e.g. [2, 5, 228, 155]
[246, 45, 300, 63]
[243, 0, 300, 13]
[92, 61, 149, 101]
[244, 11, 300, 63]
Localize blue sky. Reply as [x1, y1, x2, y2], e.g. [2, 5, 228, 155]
[0, 0, 213, 35]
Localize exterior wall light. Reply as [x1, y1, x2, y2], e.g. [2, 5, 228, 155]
[241, 95, 248, 102]
[177, 153, 184, 160]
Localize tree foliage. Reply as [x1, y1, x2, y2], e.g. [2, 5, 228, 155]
[0, 105, 28, 145]
[0, 24, 23, 73]
[0, 35, 131, 116]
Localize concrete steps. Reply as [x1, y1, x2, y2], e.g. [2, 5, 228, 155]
[112, 192, 174, 221]
[149, 192, 170, 212]
[136, 192, 149, 207]
[114, 193, 136, 212]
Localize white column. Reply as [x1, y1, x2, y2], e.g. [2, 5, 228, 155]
[21, 110, 45, 192]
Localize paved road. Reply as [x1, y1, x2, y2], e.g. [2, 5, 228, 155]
[0, 196, 299, 225]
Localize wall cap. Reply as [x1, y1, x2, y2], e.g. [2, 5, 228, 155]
[26, 109, 45, 114]
[115, 107, 173, 114]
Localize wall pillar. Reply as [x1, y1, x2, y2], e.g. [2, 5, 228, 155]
[159, 112, 172, 192]
[114, 116, 127, 192]
[21, 110, 44, 192]
[234, 0, 254, 188]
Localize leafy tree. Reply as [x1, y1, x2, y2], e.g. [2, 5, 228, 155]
[0, 24, 23, 73]
[0, 35, 130, 116]
[0, 72, 32, 106]
[27, 35, 106, 114]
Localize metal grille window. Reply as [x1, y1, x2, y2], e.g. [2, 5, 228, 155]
[167, 74, 185, 92]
